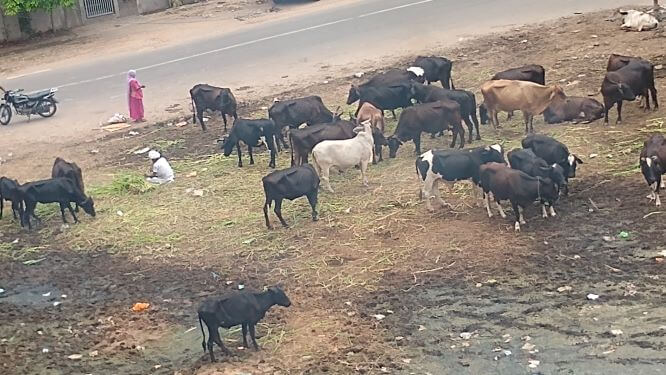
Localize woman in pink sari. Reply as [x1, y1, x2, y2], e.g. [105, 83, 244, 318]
[127, 70, 145, 122]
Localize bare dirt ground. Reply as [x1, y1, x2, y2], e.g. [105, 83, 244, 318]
[1, 8, 666, 375]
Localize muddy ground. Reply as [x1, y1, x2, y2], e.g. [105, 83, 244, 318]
[1, 8, 666, 375]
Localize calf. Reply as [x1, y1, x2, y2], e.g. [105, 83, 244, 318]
[543, 96, 605, 124]
[268, 96, 334, 149]
[639, 134, 666, 206]
[410, 82, 480, 141]
[262, 164, 319, 228]
[415, 145, 505, 211]
[20, 177, 95, 230]
[601, 61, 658, 124]
[198, 286, 292, 362]
[311, 121, 374, 193]
[346, 83, 413, 119]
[507, 148, 567, 193]
[52, 157, 85, 212]
[413, 56, 454, 88]
[480, 64, 546, 124]
[190, 84, 238, 132]
[479, 163, 559, 231]
[387, 100, 465, 158]
[356, 102, 385, 133]
[480, 79, 565, 133]
[0, 177, 23, 221]
[521, 134, 583, 195]
[219, 119, 278, 168]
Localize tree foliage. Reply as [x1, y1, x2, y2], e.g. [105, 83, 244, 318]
[0, 0, 74, 16]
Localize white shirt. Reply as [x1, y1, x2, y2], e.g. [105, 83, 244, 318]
[152, 157, 174, 182]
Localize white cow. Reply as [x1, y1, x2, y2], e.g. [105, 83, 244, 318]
[311, 121, 374, 193]
[620, 9, 659, 31]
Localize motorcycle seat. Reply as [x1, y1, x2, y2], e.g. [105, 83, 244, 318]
[24, 89, 53, 100]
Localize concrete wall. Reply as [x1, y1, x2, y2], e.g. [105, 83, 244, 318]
[136, 0, 170, 15]
[0, 5, 83, 42]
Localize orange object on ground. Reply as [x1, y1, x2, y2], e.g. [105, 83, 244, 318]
[132, 302, 150, 312]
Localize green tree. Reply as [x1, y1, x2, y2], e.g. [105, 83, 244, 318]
[0, 0, 75, 34]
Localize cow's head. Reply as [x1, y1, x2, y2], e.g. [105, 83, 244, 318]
[542, 163, 567, 193]
[219, 134, 236, 157]
[407, 66, 426, 84]
[80, 196, 96, 217]
[479, 103, 489, 125]
[371, 127, 388, 147]
[549, 85, 566, 101]
[616, 83, 637, 101]
[409, 82, 426, 103]
[481, 144, 505, 164]
[346, 85, 360, 105]
[268, 286, 292, 307]
[217, 89, 233, 107]
[387, 136, 403, 158]
[566, 154, 584, 178]
[640, 155, 662, 188]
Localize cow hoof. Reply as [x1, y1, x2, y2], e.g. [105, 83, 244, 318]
[514, 222, 521, 232]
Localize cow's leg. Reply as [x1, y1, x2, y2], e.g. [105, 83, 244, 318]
[280, 127, 289, 150]
[472, 114, 481, 140]
[360, 160, 369, 187]
[268, 139, 277, 168]
[321, 166, 334, 193]
[414, 133, 422, 155]
[263, 198, 273, 229]
[249, 324, 260, 350]
[522, 111, 530, 134]
[541, 204, 548, 218]
[650, 86, 659, 109]
[236, 142, 243, 168]
[222, 114, 229, 133]
[511, 202, 521, 232]
[59, 203, 69, 224]
[507, 110, 514, 120]
[11, 200, 20, 220]
[463, 117, 474, 143]
[422, 176, 437, 212]
[549, 204, 557, 217]
[493, 110, 501, 129]
[206, 325, 217, 362]
[391, 110, 397, 120]
[22, 201, 36, 230]
[484, 191, 493, 217]
[211, 324, 231, 357]
[241, 323, 249, 348]
[306, 190, 319, 221]
[518, 206, 526, 225]
[197, 109, 207, 132]
[616, 100, 623, 124]
[275, 134, 282, 153]
[495, 199, 507, 218]
[643, 89, 651, 111]
[66, 202, 79, 223]
[248, 145, 255, 165]
[274, 198, 289, 227]
[0, 198, 3, 219]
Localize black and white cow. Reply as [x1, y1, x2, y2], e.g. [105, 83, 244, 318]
[415, 144, 505, 211]
[640, 134, 666, 206]
[521, 134, 583, 195]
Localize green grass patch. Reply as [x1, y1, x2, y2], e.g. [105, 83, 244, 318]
[89, 171, 156, 197]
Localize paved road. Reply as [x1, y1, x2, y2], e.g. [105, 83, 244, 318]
[1, 0, 630, 144]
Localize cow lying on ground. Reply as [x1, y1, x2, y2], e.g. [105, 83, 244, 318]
[640, 134, 666, 207]
[479, 162, 560, 231]
[410, 82, 480, 141]
[311, 121, 374, 193]
[346, 83, 413, 119]
[415, 145, 505, 211]
[190, 84, 238, 132]
[413, 56, 455, 88]
[198, 286, 291, 362]
[480, 80, 565, 133]
[219, 119, 278, 168]
[268, 96, 335, 149]
[620, 9, 659, 31]
[542, 96, 605, 124]
[508, 148, 567, 195]
[0, 177, 23, 221]
[480, 64, 546, 124]
[52, 157, 85, 212]
[20, 177, 95, 230]
[262, 164, 319, 229]
[388, 100, 465, 158]
[521, 134, 583, 195]
[601, 60, 658, 124]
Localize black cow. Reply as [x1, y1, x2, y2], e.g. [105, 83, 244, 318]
[52, 157, 85, 212]
[606, 53, 645, 72]
[521, 134, 583, 195]
[364, 68, 425, 87]
[190, 84, 238, 132]
[262, 164, 319, 229]
[410, 82, 480, 141]
[387, 100, 465, 157]
[268, 96, 335, 149]
[415, 145, 505, 211]
[20, 177, 95, 230]
[543, 96, 605, 124]
[413, 56, 454, 88]
[601, 60, 658, 124]
[219, 119, 278, 168]
[507, 148, 567, 193]
[198, 286, 292, 362]
[0, 177, 23, 221]
[480, 64, 546, 124]
[346, 83, 413, 119]
[640, 134, 666, 207]
[479, 162, 559, 231]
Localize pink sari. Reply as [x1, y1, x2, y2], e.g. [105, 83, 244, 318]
[127, 71, 144, 121]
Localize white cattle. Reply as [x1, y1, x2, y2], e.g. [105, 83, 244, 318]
[311, 121, 374, 193]
[620, 9, 659, 31]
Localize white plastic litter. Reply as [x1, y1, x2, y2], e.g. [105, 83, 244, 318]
[587, 293, 600, 300]
[460, 332, 473, 340]
[107, 113, 128, 124]
[373, 314, 386, 320]
[133, 147, 150, 155]
[42, 292, 51, 297]
[68, 354, 83, 360]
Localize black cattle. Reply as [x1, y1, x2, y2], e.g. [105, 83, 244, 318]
[219, 119, 278, 168]
[543, 96, 605, 124]
[364, 68, 425, 87]
[268, 96, 335, 149]
[52, 157, 85, 212]
[410, 82, 480, 141]
[20, 177, 95, 230]
[606, 53, 645, 72]
[639, 134, 666, 207]
[262, 164, 319, 229]
[387, 100, 465, 157]
[521, 134, 583, 195]
[601, 60, 658, 124]
[198, 286, 292, 362]
[346, 83, 413, 119]
[190, 84, 238, 132]
[413, 56, 454, 88]
[0, 177, 23, 221]
[507, 148, 567, 192]
[479, 162, 559, 231]
[479, 64, 546, 124]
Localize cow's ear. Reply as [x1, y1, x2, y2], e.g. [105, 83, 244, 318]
[575, 155, 584, 164]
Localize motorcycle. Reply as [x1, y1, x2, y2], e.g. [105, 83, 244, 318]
[0, 86, 59, 126]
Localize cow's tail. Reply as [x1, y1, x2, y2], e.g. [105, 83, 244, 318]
[199, 314, 207, 353]
[289, 132, 294, 166]
[191, 94, 197, 124]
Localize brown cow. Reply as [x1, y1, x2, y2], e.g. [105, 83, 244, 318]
[543, 96, 605, 124]
[480, 80, 565, 133]
[355, 102, 385, 133]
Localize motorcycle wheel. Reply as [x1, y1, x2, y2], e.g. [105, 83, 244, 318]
[0, 104, 11, 125]
[37, 99, 57, 118]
